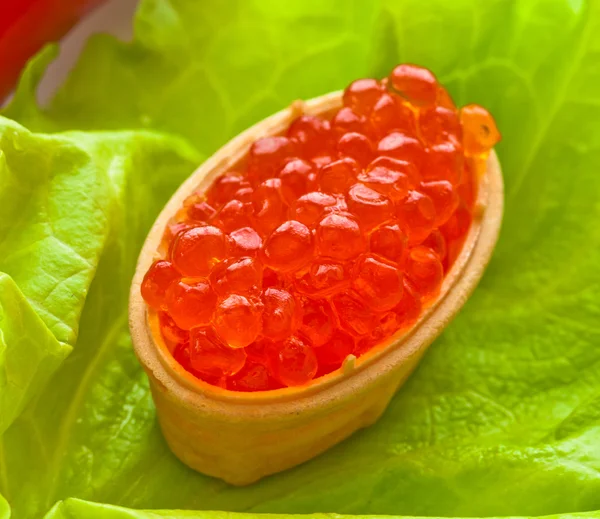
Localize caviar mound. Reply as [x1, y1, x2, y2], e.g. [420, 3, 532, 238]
[141, 63, 500, 392]
[130, 64, 504, 486]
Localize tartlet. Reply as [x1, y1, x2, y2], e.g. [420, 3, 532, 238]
[129, 70, 503, 485]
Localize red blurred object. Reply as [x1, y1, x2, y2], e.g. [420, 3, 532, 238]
[0, 0, 106, 101]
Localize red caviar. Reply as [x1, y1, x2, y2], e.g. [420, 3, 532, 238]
[142, 63, 500, 390]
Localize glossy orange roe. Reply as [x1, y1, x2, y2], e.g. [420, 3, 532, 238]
[141, 63, 500, 390]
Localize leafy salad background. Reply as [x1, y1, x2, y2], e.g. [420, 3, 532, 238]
[1, 0, 600, 518]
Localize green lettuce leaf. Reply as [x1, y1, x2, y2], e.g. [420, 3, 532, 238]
[2, 0, 600, 518]
[39, 499, 600, 519]
[0, 494, 8, 519]
[42, 499, 600, 519]
[0, 115, 114, 347]
[0, 273, 71, 435]
[0, 118, 199, 517]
